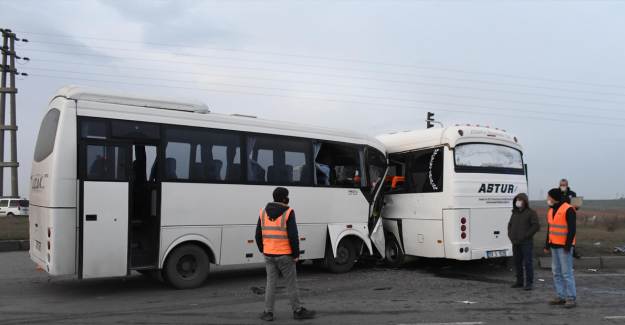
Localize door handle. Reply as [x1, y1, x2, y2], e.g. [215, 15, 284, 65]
[86, 214, 97, 221]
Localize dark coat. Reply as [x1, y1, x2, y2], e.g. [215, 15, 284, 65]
[508, 193, 540, 245]
[255, 202, 300, 258]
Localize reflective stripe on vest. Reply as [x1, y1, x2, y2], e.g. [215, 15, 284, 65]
[547, 202, 576, 246]
[260, 207, 293, 255]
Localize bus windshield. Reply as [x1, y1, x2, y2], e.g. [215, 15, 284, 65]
[454, 143, 524, 174]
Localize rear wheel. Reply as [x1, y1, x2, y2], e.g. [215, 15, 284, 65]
[163, 244, 210, 289]
[385, 235, 405, 268]
[325, 239, 357, 273]
[7, 212, 14, 217]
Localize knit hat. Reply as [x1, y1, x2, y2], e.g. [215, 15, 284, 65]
[548, 188, 562, 201]
[273, 187, 289, 203]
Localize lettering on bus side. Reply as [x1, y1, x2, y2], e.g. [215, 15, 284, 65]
[478, 183, 516, 194]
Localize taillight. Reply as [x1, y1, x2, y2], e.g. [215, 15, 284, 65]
[460, 217, 467, 240]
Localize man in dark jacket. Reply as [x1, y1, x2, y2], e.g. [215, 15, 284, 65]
[559, 179, 577, 205]
[508, 193, 539, 290]
[544, 188, 577, 308]
[255, 187, 315, 321]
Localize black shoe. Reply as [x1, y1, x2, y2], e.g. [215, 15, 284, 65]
[511, 283, 523, 288]
[260, 312, 274, 321]
[293, 307, 316, 320]
[523, 285, 533, 291]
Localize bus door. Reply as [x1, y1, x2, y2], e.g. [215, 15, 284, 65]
[366, 147, 389, 257]
[81, 142, 131, 279]
[128, 144, 161, 270]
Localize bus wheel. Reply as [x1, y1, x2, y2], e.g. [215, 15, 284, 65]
[325, 239, 356, 273]
[385, 236, 405, 268]
[163, 244, 210, 289]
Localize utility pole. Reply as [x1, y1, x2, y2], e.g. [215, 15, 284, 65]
[0, 31, 7, 196]
[0, 28, 28, 198]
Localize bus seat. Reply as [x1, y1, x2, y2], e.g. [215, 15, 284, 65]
[165, 158, 178, 180]
[226, 163, 241, 181]
[248, 160, 266, 182]
[205, 160, 223, 181]
[300, 164, 312, 184]
[268, 164, 293, 183]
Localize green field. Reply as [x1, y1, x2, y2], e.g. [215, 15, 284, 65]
[531, 199, 625, 256]
[0, 216, 29, 241]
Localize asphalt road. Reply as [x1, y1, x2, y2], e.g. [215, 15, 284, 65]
[1, 251, 625, 325]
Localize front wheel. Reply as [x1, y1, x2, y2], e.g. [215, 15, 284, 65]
[385, 235, 405, 268]
[163, 244, 210, 289]
[325, 239, 357, 273]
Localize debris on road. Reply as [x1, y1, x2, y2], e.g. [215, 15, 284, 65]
[251, 286, 265, 295]
[456, 300, 477, 304]
[373, 287, 392, 291]
[614, 245, 625, 255]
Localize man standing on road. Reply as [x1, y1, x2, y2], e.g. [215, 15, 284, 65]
[255, 187, 316, 321]
[544, 188, 577, 308]
[508, 193, 539, 290]
[559, 179, 577, 205]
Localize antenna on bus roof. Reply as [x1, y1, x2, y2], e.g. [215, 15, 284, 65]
[426, 112, 443, 129]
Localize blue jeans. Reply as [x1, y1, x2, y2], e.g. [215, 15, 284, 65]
[551, 247, 576, 301]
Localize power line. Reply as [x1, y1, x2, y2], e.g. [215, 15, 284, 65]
[23, 48, 625, 106]
[30, 58, 625, 115]
[17, 30, 625, 90]
[26, 66, 625, 122]
[25, 40, 625, 98]
[27, 73, 625, 128]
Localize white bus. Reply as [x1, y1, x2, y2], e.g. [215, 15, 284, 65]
[29, 86, 387, 289]
[378, 125, 527, 266]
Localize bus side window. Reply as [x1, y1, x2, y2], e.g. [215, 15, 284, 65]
[246, 135, 312, 186]
[85, 144, 128, 181]
[314, 142, 362, 188]
[404, 147, 444, 193]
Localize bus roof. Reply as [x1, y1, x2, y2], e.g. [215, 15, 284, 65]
[52, 86, 386, 152]
[54, 85, 210, 113]
[377, 125, 522, 153]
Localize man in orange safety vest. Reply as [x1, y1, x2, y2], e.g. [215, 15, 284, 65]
[255, 187, 316, 321]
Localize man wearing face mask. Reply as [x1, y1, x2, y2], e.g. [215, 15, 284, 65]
[508, 193, 539, 290]
[255, 187, 316, 321]
[544, 188, 577, 308]
[559, 179, 577, 205]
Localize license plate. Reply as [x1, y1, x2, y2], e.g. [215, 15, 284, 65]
[487, 250, 507, 258]
[35, 240, 41, 251]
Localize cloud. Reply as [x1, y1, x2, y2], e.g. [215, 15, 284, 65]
[99, 0, 236, 48]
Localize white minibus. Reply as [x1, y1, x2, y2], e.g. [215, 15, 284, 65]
[378, 125, 527, 266]
[29, 86, 387, 288]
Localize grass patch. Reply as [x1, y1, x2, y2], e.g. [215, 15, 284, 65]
[532, 203, 625, 256]
[0, 216, 29, 241]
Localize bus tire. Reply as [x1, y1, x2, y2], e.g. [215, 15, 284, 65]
[325, 239, 356, 273]
[385, 236, 405, 268]
[163, 244, 210, 289]
[7, 212, 14, 217]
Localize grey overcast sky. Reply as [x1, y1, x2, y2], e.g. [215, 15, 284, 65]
[1, 0, 624, 199]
